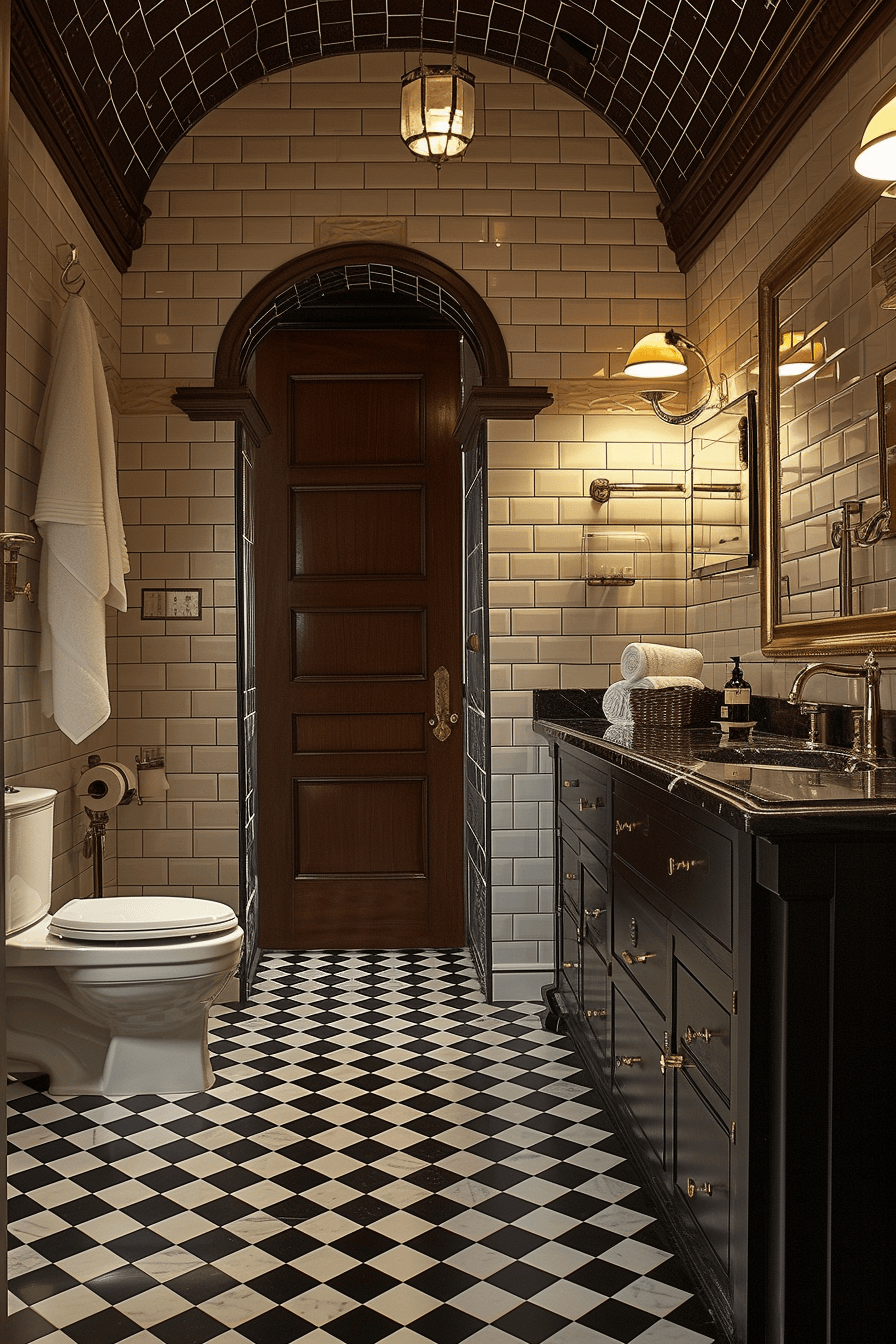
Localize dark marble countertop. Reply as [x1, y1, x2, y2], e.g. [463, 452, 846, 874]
[534, 711, 896, 836]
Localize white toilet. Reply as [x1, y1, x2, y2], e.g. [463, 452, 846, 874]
[5, 786, 243, 1097]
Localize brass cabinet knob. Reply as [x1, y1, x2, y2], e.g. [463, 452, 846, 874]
[564, 872, 577, 880]
[563, 779, 579, 788]
[687, 1177, 713, 1198]
[615, 1055, 641, 1067]
[586, 1009, 607, 1019]
[584, 906, 605, 918]
[621, 950, 656, 965]
[562, 960, 579, 969]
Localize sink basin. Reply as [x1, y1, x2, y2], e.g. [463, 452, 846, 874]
[692, 745, 864, 772]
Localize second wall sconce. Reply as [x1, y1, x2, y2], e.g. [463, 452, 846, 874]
[624, 329, 715, 425]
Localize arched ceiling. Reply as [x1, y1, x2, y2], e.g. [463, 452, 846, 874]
[10, 1, 894, 271]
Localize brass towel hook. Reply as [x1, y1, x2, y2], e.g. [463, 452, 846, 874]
[1, 533, 36, 604]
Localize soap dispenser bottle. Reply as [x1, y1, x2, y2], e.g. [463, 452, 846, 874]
[722, 656, 752, 723]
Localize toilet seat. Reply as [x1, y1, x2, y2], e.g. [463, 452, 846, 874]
[49, 897, 238, 943]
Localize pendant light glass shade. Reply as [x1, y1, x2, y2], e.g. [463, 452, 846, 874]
[855, 87, 896, 179]
[623, 332, 688, 379]
[400, 64, 475, 166]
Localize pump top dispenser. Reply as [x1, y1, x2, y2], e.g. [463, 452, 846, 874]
[722, 656, 752, 723]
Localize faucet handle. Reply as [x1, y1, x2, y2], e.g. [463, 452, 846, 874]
[800, 701, 821, 744]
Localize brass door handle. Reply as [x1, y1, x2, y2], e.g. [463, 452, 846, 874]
[429, 666, 459, 740]
[615, 819, 643, 834]
[621, 950, 656, 965]
[684, 1026, 713, 1044]
[668, 857, 706, 875]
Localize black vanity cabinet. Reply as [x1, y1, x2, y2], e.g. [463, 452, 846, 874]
[544, 730, 893, 1344]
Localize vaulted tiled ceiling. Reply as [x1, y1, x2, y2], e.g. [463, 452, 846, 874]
[10, 1, 894, 270]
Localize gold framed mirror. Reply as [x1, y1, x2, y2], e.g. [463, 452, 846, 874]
[759, 177, 896, 656]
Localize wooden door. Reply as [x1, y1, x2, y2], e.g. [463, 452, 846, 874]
[256, 329, 464, 948]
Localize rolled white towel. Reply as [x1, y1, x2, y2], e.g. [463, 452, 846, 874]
[602, 675, 705, 725]
[619, 642, 704, 682]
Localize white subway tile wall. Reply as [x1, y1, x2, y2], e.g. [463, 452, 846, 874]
[5, 28, 896, 997]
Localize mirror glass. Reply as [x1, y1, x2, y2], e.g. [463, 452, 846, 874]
[760, 181, 896, 655]
[690, 391, 757, 577]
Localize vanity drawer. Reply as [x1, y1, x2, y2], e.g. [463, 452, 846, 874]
[613, 872, 668, 1019]
[613, 984, 665, 1169]
[559, 754, 610, 848]
[675, 959, 731, 1105]
[613, 780, 733, 949]
[674, 1071, 731, 1274]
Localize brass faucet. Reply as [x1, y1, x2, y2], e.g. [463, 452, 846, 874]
[787, 652, 885, 760]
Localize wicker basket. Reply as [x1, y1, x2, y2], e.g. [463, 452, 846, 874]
[627, 686, 722, 728]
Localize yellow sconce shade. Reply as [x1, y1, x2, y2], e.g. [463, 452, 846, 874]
[856, 87, 896, 179]
[400, 64, 475, 167]
[623, 332, 688, 379]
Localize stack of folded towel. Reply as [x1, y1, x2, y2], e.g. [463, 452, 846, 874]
[602, 643, 704, 725]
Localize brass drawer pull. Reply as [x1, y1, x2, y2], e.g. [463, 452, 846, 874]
[687, 1178, 713, 1198]
[622, 950, 656, 965]
[586, 1009, 607, 1019]
[684, 1026, 713, 1044]
[562, 960, 579, 969]
[660, 1051, 686, 1072]
[615, 819, 643, 835]
[563, 779, 579, 788]
[615, 1055, 641, 1067]
[668, 857, 706, 876]
[564, 872, 577, 880]
[579, 796, 605, 811]
[584, 906, 605, 918]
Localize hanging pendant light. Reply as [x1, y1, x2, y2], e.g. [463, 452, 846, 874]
[400, 61, 475, 167]
[856, 86, 896, 180]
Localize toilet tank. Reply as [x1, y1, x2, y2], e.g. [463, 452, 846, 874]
[4, 787, 57, 935]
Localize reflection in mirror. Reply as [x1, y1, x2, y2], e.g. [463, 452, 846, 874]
[759, 178, 896, 655]
[877, 359, 896, 519]
[690, 391, 757, 577]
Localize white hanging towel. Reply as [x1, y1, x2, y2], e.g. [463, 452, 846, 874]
[32, 296, 129, 744]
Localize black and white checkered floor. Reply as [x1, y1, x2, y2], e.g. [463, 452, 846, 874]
[8, 950, 720, 1344]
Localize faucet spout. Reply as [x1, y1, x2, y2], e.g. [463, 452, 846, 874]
[788, 653, 884, 759]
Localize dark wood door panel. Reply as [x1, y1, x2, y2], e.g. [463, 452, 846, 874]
[294, 778, 427, 877]
[292, 486, 425, 578]
[289, 375, 423, 465]
[257, 328, 463, 949]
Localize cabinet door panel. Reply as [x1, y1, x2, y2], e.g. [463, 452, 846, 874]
[676, 960, 731, 1105]
[613, 985, 665, 1168]
[613, 872, 668, 1018]
[583, 938, 609, 1056]
[559, 754, 610, 848]
[560, 908, 581, 1011]
[674, 1072, 731, 1274]
[582, 844, 609, 959]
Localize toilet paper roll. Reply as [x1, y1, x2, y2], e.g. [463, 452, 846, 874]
[137, 764, 170, 800]
[78, 761, 138, 809]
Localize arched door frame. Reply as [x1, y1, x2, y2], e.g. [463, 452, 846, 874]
[173, 242, 552, 992]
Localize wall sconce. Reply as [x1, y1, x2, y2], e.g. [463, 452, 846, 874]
[855, 86, 896, 180]
[623, 330, 714, 425]
[778, 332, 825, 377]
[400, 61, 475, 167]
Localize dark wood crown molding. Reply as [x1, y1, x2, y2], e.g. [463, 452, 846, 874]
[171, 386, 272, 443]
[10, 0, 148, 271]
[661, 0, 896, 272]
[453, 385, 553, 451]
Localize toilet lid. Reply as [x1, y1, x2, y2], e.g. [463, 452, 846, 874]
[49, 897, 239, 942]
